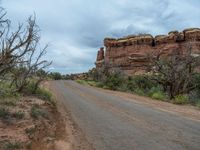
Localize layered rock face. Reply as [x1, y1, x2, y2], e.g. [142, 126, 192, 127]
[95, 28, 200, 75]
[95, 47, 105, 68]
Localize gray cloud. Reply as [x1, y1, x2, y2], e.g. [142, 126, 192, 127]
[2, 0, 200, 74]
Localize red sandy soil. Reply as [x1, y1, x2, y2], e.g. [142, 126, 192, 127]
[0, 95, 73, 150]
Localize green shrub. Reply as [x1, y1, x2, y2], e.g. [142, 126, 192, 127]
[151, 91, 166, 101]
[30, 105, 40, 119]
[35, 88, 52, 102]
[188, 74, 200, 105]
[0, 107, 10, 119]
[134, 88, 145, 96]
[25, 80, 54, 105]
[87, 81, 98, 86]
[102, 85, 110, 89]
[173, 95, 188, 105]
[197, 102, 200, 108]
[13, 111, 25, 119]
[1, 108, 25, 120]
[5, 141, 21, 150]
[96, 82, 103, 88]
[193, 73, 200, 90]
[104, 73, 124, 90]
[126, 77, 136, 91]
[48, 72, 62, 80]
[25, 80, 37, 94]
[124, 75, 157, 92]
[147, 86, 163, 97]
[0, 98, 18, 106]
[76, 80, 86, 85]
[188, 90, 200, 105]
[0, 82, 20, 98]
[117, 83, 129, 92]
[30, 105, 48, 119]
[132, 75, 156, 90]
[25, 126, 36, 135]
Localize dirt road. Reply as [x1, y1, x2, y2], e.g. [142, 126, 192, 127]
[50, 80, 200, 150]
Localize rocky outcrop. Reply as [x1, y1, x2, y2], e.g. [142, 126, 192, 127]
[184, 28, 200, 40]
[95, 47, 105, 68]
[95, 28, 200, 75]
[96, 47, 104, 61]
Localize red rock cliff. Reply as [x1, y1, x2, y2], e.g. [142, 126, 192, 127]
[95, 28, 200, 75]
[95, 47, 105, 68]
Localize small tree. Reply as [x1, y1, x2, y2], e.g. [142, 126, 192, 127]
[48, 72, 62, 80]
[148, 44, 200, 99]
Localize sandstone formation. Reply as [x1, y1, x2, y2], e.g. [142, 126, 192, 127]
[95, 28, 200, 75]
[95, 47, 105, 68]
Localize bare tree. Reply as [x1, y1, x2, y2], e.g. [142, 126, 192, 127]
[147, 44, 200, 99]
[10, 44, 51, 92]
[0, 14, 37, 75]
[0, 8, 51, 93]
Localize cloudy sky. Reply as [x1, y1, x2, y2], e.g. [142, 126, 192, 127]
[2, 0, 200, 74]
